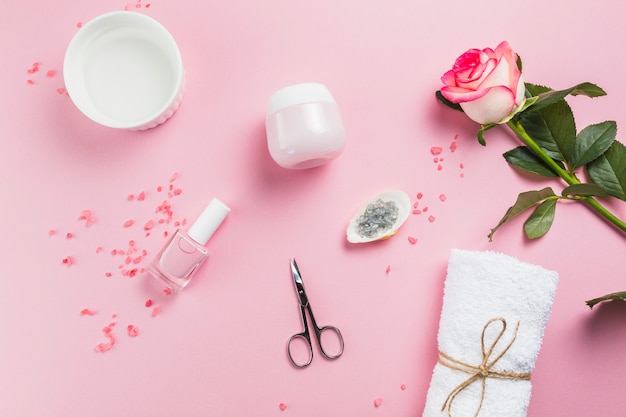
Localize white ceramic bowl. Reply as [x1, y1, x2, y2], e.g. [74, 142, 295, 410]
[63, 11, 184, 130]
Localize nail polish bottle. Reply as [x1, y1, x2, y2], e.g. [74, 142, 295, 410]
[147, 198, 230, 292]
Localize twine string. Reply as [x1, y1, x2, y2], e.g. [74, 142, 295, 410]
[438, 317, 531, 417]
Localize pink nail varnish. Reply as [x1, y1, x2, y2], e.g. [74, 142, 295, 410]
[147, 198, 230, 292]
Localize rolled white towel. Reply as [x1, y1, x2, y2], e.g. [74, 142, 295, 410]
[422, 249, 559, 417]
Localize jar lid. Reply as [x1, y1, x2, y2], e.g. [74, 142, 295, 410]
[266, 83, 336, 116]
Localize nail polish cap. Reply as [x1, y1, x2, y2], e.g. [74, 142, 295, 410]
[187, 198, 231, 245]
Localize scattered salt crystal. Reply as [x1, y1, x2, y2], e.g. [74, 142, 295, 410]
[385, 265, 391, 274]
[408, 236, 417, 244]
[127, 324, 139, 337]
[412, 209, 421, 215]
[437, 164, 443, 171]
[62, 256, 74, 266]
[123, 220, 135, 228]
[416, 193, 423, 199]
[137, 191, 146, 201]
[401, 384, 407, 391]
[422, 207, 429, 212]
[145, 299, 153, 307]
[46, 70, 56, 78]
[450, 141, 457, 152]
[279, 403, 287, 411]
[374, 397, 383, 408]
[152, 306, 161, 317]
[428, 216, 436, 223]
[170, 172, 179, 182]
[127, 194, 135, 201]
[144, 220, 155, 230]
[96, 246, 103, 253]
[439, 194, 447, 202]
[430, 146, 443, 155]
[48, 229, 56, 236]
[66, 232, 74, 239]
[56, 88, 66, 95]
[80, 308, 96, 316]
[94, 342, 113, 353]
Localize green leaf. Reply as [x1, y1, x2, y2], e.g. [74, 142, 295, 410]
[586, 291, 626, 309]
[435, 90, 463, 112]
[571, 121, 617, 169]
[524, 82, 607, 114]
[523, 198, 557, 239]
[587, 140, 626, 201]
[518, 99, 577, 162]
[503, 146, 562, 177]
[488, 187, 556, 241]
[562, 183, 608, 198]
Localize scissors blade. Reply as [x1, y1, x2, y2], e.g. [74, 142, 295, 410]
[290, 259, 309, 307]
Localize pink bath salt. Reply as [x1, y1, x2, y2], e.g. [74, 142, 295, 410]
[46, 69, 56, 78]
[170, 171, 179, 182]
[133, 256, 143, 264]
[137, 191, 146, 201]
[459, 163, 465, 169]
[105, 272, 112, 277]
[401, 384, 407, 391]
[62, 256, 74, 266]
[437, 164, 443, 171]
[145, 299, 153, 307]
[412, 209, 421, 215]
[152, 306, 161, 317]
[127, 194, 135, 201]
[163, 288, 172, 296]
[66, 232, 74, 239]
[48, 229, 56, 236]
[56, 87, 66, 95]
[374, 397, 383, 408]
[460, 173, 465, 178]
[127, 324, 140, 337]
[145, 3, 151, 7]
[385, 265, 391, 274]
[26, 79, 35, 85]
[76, 22, 83, 28]
[123, 219, 135, 228]
[416, 192, 423, 199]
[439, 194, 447, 202]
[430, 146, 443, 155]
[422, 206, 429, 212]
[157, 185, 163, 192]
[279, 403, 287, 411]
[413, 202, 419, 209]
[144, 219, 155, 230]
[428, 215, 436, 223]
[94, 342, 113, 353]
[172, 188, 182, 196]
[80, 308, 96, 316]
[449, 141, 458, 152]
[408, 236, 418, 245]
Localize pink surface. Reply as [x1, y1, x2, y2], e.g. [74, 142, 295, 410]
[2, 1, 626, 416]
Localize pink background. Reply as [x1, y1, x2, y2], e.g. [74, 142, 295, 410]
[2, 1, 626, 416]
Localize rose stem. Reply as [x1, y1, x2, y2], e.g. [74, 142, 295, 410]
[507, 119, 626, 233]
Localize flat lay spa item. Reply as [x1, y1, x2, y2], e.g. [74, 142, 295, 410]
[63, 11, 184, 130]
[287, 259, 344, 368]
[147, 198, 230, 292]
[423, 249, 559, 417]
[346, 190, 411, 243]
[266, 83, 346, 169]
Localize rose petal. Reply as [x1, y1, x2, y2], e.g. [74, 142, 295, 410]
[459, 85, 516, 124]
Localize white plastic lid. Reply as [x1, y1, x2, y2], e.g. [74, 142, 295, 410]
[266, 83, 337, 116]
[187, 198, 231, 245]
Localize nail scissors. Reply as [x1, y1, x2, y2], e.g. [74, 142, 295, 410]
[287, 259, 344, 368]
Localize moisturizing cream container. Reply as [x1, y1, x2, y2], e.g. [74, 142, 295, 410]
[266, 83, 346, 169]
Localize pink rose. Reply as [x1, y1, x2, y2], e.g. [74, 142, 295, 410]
[440, 41, 526, 125]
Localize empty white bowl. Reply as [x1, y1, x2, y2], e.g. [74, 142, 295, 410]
[63, 11, 184, 130]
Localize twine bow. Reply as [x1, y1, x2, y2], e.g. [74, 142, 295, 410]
[438, 317, 531, 417]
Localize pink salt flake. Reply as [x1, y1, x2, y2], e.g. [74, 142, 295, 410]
[416, 192, 423, 199]
[123, 219, 135, 228]
[80, 308, 96, 316]
[152, 306, 161, 317]
[127, 324, 140, 337]
[62, 256, 74, 266]
[56, 87, 66, 95]
[428, 215, 436, 223]
[157, 185, 163, 192]
[94, 342, 113, 353]
[422, 206, 429, 212]
[170, 171, 179, 182]
[127, 194, 135, 201]
[48, 229, 56, 236]
[145, 299, 153, 307]
[385, 265, 391, 274]
[96, 246, 103, 253]
[374, 397, 383, 408]
[76, 22, 83, 28]
[66, 232, 74, 239]
[26, 79, 35, 85]
[408, 236, 418, 245]
[105, 272, 113, 277]
[163, 288, 172, 296]
[437, 164, 443, 171]
[412, 209, 422, 215]
[144, 219, 155, 230]
[449, 141, 458, 152]
[430, 146, 443, 155]
[459, 163, 465, 169]
[279, 403, 287, 411]
[137, 191, 146, 201]
[413, 202, 419, 209]
[439, 194, 447, 202]
[401, 384, 407, 391]
[46, 69, 56, 78]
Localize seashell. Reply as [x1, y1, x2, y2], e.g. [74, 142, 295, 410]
[346, 190, 411, 243]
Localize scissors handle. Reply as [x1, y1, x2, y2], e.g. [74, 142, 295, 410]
[315, 325, 344, 360]
[287, 332, 314, 368]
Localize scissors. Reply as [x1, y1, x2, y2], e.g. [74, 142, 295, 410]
[287, 259, 344, 368]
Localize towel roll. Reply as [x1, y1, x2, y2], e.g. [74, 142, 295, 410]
[422, 249, 559, 417]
